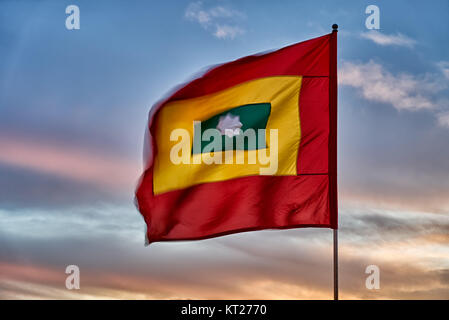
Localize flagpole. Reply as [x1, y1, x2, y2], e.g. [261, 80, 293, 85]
[333, 228, 338, 300]
[331, 23, 339, 301]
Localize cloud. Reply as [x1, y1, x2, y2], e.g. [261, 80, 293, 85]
[341, 208, 449, 246]
[360, 31, 416, 47]
[185, 2, 245, 39]
[1, 202, 449, 299]
[0, 164, 129, 209]
[339, 60, 446, 112]
[214, 24, 244, 39]
[0, 136, 138, 191]
[437, 111, 449, 128]
[437, 61, 449, 80]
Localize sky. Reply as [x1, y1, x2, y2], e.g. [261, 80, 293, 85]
[1, 0, 449, 299]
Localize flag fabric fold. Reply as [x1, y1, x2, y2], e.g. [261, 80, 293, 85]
[136, 32, 338, 244]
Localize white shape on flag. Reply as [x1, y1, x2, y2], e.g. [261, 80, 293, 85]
[216, 113, 243, 137]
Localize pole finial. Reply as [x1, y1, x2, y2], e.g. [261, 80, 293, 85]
[332, 24, 338, 32]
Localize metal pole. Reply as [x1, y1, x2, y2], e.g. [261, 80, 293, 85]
[331, 23, 339, 301]
[333, 228, 338, 300]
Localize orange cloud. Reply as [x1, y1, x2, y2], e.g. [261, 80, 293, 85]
[0, 137, 139, 192]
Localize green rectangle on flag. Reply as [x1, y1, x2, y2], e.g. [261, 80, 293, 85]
[193, 103, 271, 154]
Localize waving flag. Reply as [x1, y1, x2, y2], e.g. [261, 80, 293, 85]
[136, 31, 338, 244]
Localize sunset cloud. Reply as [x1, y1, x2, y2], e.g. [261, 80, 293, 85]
[1, 203, 448, 300]
[0, 137, 138, 191]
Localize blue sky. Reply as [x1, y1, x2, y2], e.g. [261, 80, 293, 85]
[1, 0, 449, 299]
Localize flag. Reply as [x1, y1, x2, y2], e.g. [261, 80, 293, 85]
[136, 31, 338, 244]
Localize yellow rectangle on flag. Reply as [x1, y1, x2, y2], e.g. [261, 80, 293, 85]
[153, 76, 302, 195]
